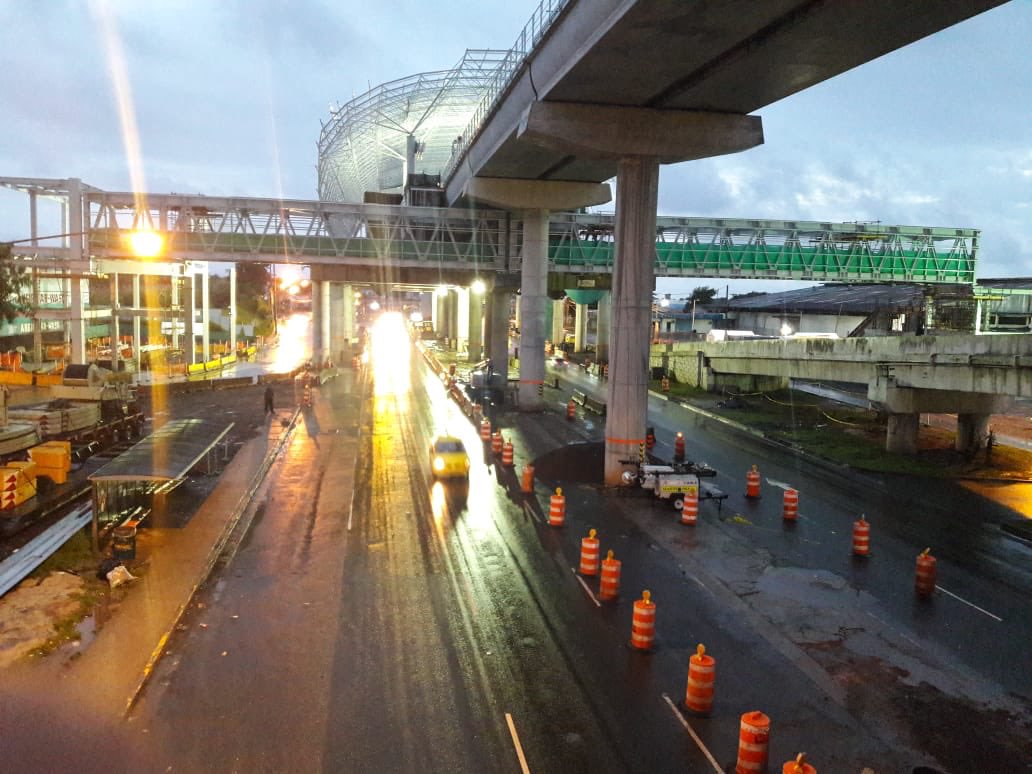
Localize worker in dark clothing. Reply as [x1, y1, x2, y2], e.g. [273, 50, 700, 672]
[986, 428, 996, 462]
[264, 385, 275, 416]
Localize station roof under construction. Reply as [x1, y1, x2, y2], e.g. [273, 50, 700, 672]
[89, 419, 232, 482]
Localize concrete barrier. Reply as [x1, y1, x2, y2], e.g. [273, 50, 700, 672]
[571, 390, 587, 406]
[584, 395, 607, 415]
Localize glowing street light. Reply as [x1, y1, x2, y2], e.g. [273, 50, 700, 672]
[471, 278, 486, 295]
[125, 229, 164, 258]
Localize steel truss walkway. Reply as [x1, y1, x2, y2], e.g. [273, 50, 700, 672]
[4, 181, 977, 284]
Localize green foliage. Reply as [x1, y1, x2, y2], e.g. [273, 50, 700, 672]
[0, 242, 31, 322]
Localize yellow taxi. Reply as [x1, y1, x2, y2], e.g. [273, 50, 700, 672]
[429, 435, 471, 480]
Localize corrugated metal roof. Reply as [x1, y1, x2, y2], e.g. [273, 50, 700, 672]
[89, 419, 233, 482]
[724, 284, 928, 313]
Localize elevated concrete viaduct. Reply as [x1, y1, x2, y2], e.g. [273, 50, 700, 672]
[442, 0, 1006, 484]
[659, 334, 1031, 454]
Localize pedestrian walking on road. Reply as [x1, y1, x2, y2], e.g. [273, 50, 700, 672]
[986, 428, 996, 462]
[264, 385, 275, 416]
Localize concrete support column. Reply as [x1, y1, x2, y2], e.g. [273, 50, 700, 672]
[518, 209, 548, 410]
[342, 285, 355, 355]
[66, 178, 87, 363]
[200, 267, 211, 363]
[448, 290, 459, 347]
[486, 288, 510, 371]
[957, 412, 991, 455]
[320, 279, 332, 363]
[31, 269, 41, 365]
[132, 274, 142, 371]
[886, 413, 920, 455]
[604, 157, 660, 485]
[456, 286, 470, 356]
[311, 280, 325, 363]
[328, 284, 345, 365]
[184, 275, 196, 365]
[596, 292, 611, 362]
[229, 264, 237, 354]
[432, 288, 443, 337]
[171, 274, 182, 352]
[574, 302, 588, 352]
[468, 287, 484, 363]
[551, 299, 565, 349]
[110, 273, 120, 370]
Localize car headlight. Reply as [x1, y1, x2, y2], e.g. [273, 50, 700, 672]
[433, 457, 445, 471]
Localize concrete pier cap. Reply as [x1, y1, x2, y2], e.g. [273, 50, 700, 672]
[516, 102, 764, 161]
[461, 177, 611, 211]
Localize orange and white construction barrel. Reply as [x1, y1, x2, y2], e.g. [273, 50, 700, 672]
[915, 548, 937, 597]
[599, 550, 621, 601]
[674, 431, 685, 462]
[684, 643, 716, 716]
[502, 440, 514, 467]
[520, 464, 535, 494]
[480, 418, 492, 442]
[852, 515, 870, 557]
[680, 486, 699, 526]
[735, 710, 770, 774]
[783, 488, 799, 521]
[746, 465, 761, 498]
[567, 399, 576, 420]
[548, 488, 566, 527]
[491, 430, 503, 456]
[630, 590, 656, 651]
[782, 753, 816, 774]
[579, 529, 600, 576]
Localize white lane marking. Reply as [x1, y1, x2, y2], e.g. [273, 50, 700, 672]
[523, 500, 541, 524]
[505, 713, 531, 774]
[935, 585, 1003, 622]
[571, 568, 602, 607]
[347, 487, 355, 531]
[765, 478, 793, 490]
[661, 694, 723, 773]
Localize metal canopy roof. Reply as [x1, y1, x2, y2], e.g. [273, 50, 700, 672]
[318, 49, 509, 204]
[89, 419, 233, 482]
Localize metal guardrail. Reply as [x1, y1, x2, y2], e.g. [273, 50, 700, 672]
[0, 503, 91, 597]
[442, 0, 571, 181]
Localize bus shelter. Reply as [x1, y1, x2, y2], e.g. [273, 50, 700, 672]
[88, 418, 233, 549]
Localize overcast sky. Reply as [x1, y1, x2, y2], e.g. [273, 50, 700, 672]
[1, 1, 1029, 296]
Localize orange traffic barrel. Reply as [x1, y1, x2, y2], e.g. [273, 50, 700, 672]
[630, 590, 656, 651]
[915, 548, 937, 596]
[783, 488, 799, 521]
[548, 488, 566, 527]
[684, 643, 715, 716]
[661, 376, 670, 393]
[579, 529, 600, 576]
[674, 431, 685, 462]
[448, 363, 456, 376]
[746, 465, 761, 498]
[852, 515, 870, 557]
[602, 363, 609, 379]
[521, 464, 535, 494]
[491, 430, 503, 456]
[567, 399, 576, 420]
[599, 550, 621, 601]
[646, 427, 655, 450]
[736, 711, 770, 774]
[782, 753, 816, 774]
[680, 486, 698, 526]
[502, 440, 514, 467]
[479, 418, 492, 442]
[472, 403, 482, 420]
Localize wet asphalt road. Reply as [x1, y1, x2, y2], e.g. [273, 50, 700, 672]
[128, 338, 1031, 773]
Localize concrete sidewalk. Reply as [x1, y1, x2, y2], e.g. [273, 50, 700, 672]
[5, 409, 296, 718]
